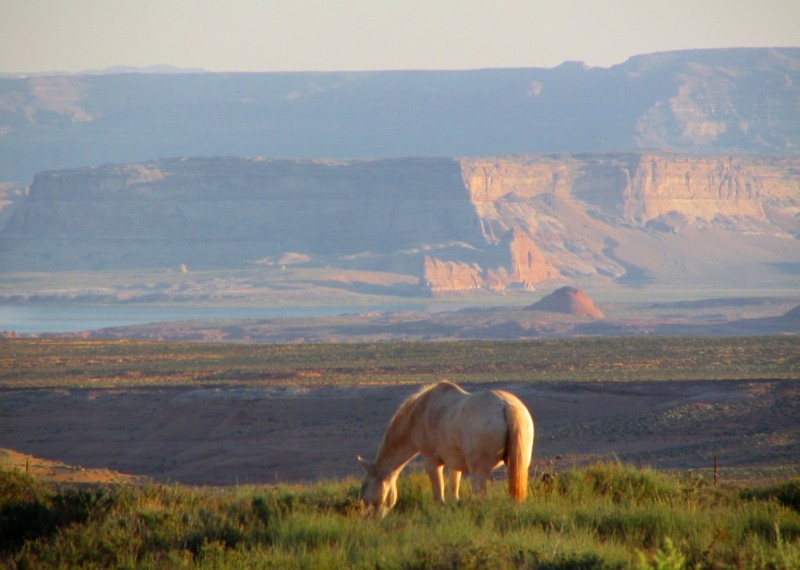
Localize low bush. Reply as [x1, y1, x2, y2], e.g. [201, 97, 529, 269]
[742, 478, 800, 512]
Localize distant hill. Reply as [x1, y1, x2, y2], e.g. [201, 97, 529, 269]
[1, 48, 799, 184]
[527, 287, 604, 318]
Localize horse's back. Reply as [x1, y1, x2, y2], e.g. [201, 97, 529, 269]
[463, 388, 532, 438]
[463, 389, 531, 425]
[458, 389, 534, 469]
[425, 388, 517, 470]
[412, 383, 534, 471]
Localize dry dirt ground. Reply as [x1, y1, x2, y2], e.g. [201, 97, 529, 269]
[2, 381, 799, 486]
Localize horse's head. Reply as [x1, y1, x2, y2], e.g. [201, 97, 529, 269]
[358, 456, 398, 517]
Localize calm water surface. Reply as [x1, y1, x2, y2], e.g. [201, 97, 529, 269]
[0, 304, 426, 334]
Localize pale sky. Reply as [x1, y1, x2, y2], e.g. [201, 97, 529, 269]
[2, 0, 799, 74]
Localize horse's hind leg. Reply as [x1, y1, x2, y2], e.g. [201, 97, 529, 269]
[470, 464, 494, 497]
[448, 469, 462, 500]
[423, 458, 445, 503]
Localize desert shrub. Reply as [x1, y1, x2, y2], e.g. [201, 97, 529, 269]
[292, 478, 364, 516]
[555, 461, 681, 506]
[582, 504, 693, 548]
[493, 501, 565, 534]
[736, 504, 800, 544]
[402, 542, 497, 570]
[742, 478, 800, 512]
[0, 470, 116, 554]
[271, 511, 348, 549]
[0, 468, 47, 504]
[635, 537, 686, 570]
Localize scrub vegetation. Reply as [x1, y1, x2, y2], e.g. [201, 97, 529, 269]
[2, 336, 798, 388]
[2, 463, 799, 569]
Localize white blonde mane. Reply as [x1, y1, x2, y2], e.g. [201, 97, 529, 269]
[376, 381, 464, 459]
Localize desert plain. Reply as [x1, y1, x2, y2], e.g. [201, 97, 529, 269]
[2, 337, 798, 487]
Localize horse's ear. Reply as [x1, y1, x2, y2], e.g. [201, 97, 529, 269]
[357, 456, 375, 474]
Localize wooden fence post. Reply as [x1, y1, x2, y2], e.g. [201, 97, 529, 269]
[713, 455, 718, 486]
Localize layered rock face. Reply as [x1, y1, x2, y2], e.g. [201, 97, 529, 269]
[458, 154, 799, 287]
[460, 154, 800, 230]
[1, 153, 798, 291]
[624, 154, 799, 227]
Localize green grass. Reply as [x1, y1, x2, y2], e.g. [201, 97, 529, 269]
[3, 463, 800, 569]
[2, 336, 798, 388]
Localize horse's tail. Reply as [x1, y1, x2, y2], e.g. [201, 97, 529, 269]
[504, 402, 534, 502]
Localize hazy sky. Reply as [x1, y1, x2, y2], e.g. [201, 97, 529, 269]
[2, 0, 799, 74]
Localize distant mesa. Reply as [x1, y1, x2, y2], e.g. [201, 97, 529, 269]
[527, 286, 604, 319]
[3, 47, 800, 187]
[1, 151, 798, 290]
[782, 305, 800, 322]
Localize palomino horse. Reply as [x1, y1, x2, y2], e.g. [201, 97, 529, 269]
[359, 380, 534, 516]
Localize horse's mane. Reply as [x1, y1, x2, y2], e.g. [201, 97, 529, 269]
[376, 381, 464, 459]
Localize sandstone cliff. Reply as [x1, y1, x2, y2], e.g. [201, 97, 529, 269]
[460, 154, 800, 230]
[457, 153, 799, 289]
[624, 154, 799, 227]
[507, 228, 560, 289]
[1, 152, 798, 294]
[422, 228, 561, 292]
[422, 257, 484, 292]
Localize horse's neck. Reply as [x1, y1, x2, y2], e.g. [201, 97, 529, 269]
[375, 405, 421, 476]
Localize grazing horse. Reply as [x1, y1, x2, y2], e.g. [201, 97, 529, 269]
[359, 380, 534, 516]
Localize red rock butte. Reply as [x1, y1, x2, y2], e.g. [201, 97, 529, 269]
[527, 286, 605, 319]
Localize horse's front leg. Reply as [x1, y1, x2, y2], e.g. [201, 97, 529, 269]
[423, 457, 445, 503]
[448, 469, 462, 501]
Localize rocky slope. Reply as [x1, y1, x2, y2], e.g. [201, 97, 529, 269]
[0, 152, 797, 294]
[1, 48, 798, 185]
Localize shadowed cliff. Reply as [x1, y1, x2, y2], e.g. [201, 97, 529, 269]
[1, 48, 798, 185]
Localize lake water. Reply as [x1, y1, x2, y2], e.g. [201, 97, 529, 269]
[0, 304, 427, 334]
